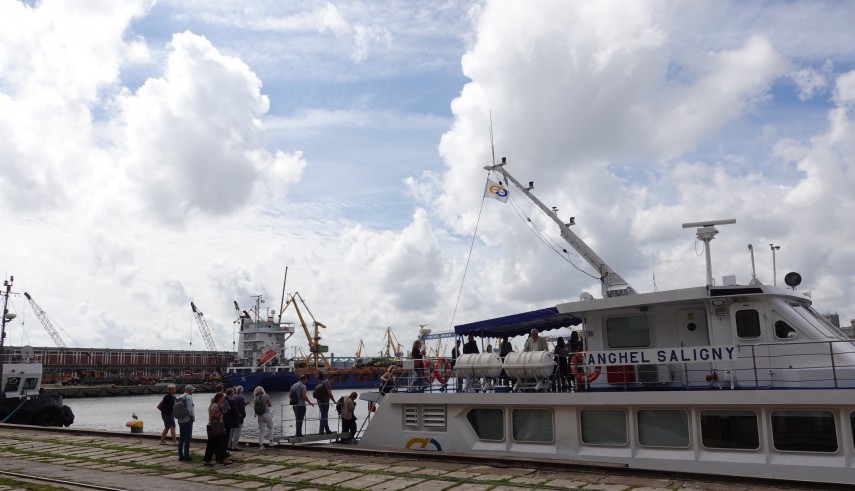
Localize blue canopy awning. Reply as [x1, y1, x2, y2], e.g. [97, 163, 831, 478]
[454, 307, 582, 338]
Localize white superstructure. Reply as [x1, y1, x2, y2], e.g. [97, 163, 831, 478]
[356, 161, 855, 486]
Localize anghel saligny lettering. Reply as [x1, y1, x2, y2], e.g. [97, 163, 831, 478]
[584, 346, 737, 366]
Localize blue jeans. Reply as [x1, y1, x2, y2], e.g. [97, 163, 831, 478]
[318, 402, 331, 434]
[178, 421, 192, 459]
[293, 405, 306, 436]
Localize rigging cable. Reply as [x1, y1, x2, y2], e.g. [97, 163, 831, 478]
[448, 178, 489, 330]
[495, 176, 600, 282]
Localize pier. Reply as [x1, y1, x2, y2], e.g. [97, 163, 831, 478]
[0, 425, 835, 490]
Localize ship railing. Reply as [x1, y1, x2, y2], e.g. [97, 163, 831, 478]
[381, 340, 855, 393]
[575, 338, 855, 391]
[272, 400, 368, 444]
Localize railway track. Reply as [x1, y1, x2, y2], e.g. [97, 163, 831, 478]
[0, 469, 126, 490]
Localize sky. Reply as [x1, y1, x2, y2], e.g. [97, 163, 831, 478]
[2, 0, 855, 360]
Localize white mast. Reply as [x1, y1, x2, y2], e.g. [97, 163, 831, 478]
[485, 158, 636, 298]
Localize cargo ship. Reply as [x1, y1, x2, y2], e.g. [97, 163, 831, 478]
[224, 292, 393, 392]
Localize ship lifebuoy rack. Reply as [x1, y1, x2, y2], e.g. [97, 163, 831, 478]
[570, 352, 601, 384]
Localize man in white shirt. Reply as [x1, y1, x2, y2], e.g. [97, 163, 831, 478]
[523, 329, 547, 351]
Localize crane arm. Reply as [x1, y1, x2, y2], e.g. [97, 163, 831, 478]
[485, 158, 636, 298]
[190, 302, 219, 353]
[283, 292, 331, 369]
[24, 292, 68, 349]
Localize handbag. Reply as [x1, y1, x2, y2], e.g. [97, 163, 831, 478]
[207, 422, 225, 438]
[156, 400, 164, 411]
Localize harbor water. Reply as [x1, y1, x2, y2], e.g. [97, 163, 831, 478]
[67, 389, 372, 440]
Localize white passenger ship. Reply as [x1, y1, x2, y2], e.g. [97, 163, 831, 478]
[357, 160, 855, 485]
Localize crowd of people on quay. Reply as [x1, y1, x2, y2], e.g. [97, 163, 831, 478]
[156, 376, 362, 466]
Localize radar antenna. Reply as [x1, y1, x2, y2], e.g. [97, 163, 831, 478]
[682, 219, 736, 287]
[485, 158, 636, 298]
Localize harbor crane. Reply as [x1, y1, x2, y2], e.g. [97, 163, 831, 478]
[24, 291, 81, 382]
[24, 292, 68, 350]
[281, 292, 331, 370]
[190, 302, 229, 376]
[381, 327, 404, 359]
[485, 158, 636, 298]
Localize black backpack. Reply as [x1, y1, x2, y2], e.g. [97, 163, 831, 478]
[312, 383, 325, 399]
[288, 385, 300, 405]
[335, 396, 344, 415]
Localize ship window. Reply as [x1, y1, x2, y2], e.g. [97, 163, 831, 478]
[637, 409, 690, 448]
[581, 409, 627, 446]
[771, 410, 837, 453]
[700, 410, 759, 449]
[774, 320, 796, 339]
[23, 377, 38, 390]
[4, 376, 21, 392]
[512, 408, 554, 443]
[466, 408, 504, 441]
[851, 412, 855, 449]
[605, 316, 650, 348]
[735, 309, 761, 338]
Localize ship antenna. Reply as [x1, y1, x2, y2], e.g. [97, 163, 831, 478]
[682, 219, 736, 287]
[747, 244, 761, 285]
[278, 266, 288, 323]
[489, 111, 496, 165]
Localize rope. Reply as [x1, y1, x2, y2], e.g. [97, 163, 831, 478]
[448, 176, 490, 330]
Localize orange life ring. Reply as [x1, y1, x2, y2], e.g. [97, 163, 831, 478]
[431, 358, 452, 384]
[421, 360, 434, 384]
[570, 352, 601, 384]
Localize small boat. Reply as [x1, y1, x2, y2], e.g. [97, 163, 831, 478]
[258, 349, 277, 365]
[356, 161, 855, 486]
[1, 277, 74, 428]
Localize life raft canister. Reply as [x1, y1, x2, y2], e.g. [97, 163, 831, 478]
[570, 352, 601, 384]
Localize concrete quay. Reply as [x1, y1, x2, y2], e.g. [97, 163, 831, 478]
[0, 426, 834, 491]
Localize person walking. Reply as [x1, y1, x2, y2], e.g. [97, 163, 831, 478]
[315, 374, 335, 435]
[451, 339, 462, 393]
[159, 384, 178, 445]
[227, 385, 247, 451]
[553, 337, 569, 392]
[176, 385, 195, 462]
[411, 340, 425, 390]
[289, 374, 314, 437]
[498, 335, 513, 386]
[223, 387, 240, 451]
[203, 392, 233, 466]
[254, 386, 274, 449]
[341, 391, 358, 442]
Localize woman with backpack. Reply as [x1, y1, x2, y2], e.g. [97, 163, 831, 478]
[253, 386, 274, 449]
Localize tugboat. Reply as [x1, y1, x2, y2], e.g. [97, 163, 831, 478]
[0, 276, 74, 427]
